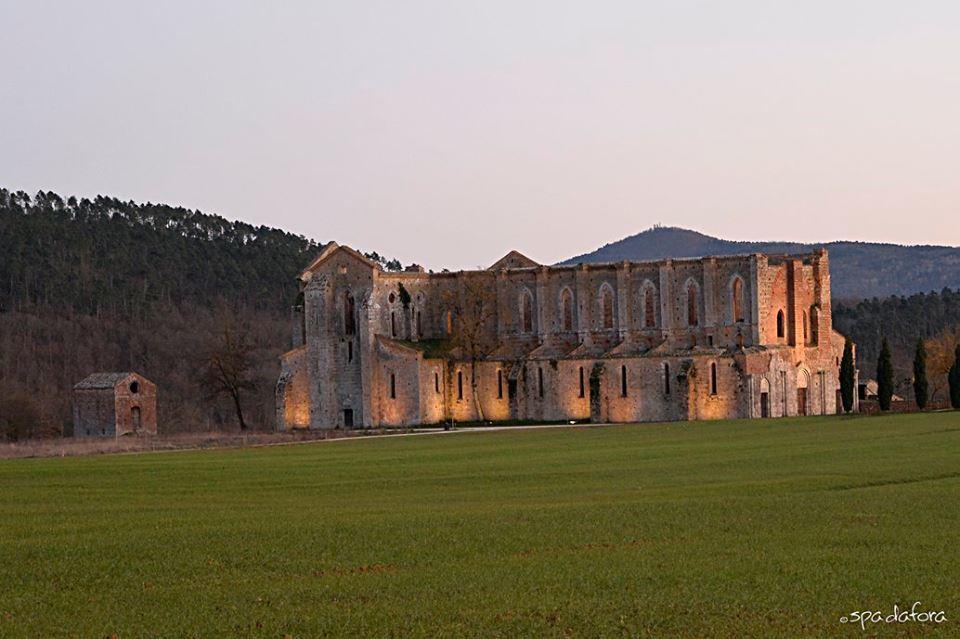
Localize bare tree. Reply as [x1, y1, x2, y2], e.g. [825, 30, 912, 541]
[0, 391, 41, 442]
[199, 316, 256, 430]
[442, 275, 498, 422]
[925, 327, 960, 402]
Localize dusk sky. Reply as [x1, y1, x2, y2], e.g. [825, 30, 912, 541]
[2, 1, 958, 270]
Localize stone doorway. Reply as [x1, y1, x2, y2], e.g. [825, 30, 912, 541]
[797, 388, 808, 416]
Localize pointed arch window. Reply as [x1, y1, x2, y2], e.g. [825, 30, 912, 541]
[731, 277, 745, 323]
[520, 289, 534, 333]
[810, 305, 820, 345]
[643, 285, 657, 328]
[344, 293, 356, 335]
[560, 288, 574, 331]
[600, 285, 614, 330]
[776, 310, 785, 339]
[687, 281, 699, 327]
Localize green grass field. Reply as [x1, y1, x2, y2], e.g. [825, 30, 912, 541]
[1, 413, 959, 638]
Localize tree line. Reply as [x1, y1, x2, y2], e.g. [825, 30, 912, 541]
[0, 189, 403, 440]
[2, 188, 959, 439]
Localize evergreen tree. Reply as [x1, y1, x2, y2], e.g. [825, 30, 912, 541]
[949, 345, 960, 409]
[913, 338, 928, 409]
[876, 337, 894, 411]
[839, 338, 856, 413]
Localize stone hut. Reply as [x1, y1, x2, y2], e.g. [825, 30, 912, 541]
[72, 372, 158, 437]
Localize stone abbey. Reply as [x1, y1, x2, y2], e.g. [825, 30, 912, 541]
[276, 243, 852, 430]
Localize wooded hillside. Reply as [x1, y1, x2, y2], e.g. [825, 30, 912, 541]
[2, 189, 959, 437]
[0, 189, 402, 437]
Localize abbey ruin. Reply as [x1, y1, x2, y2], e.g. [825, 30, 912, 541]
[277, 243, 854, 429]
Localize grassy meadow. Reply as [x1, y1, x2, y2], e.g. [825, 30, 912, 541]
[1, 412, 959, 637]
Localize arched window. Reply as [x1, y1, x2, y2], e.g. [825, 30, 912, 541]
[810, 305, 820, 345]
[344, 293, 356, 335]
[520, 289, 534, 333]
[643, 285, 657, 328]
[731, 276, 745, 323]
[560, 288, 574, 331]
[776, 310, 785, 338]
[600, 284, 614, 330]
[686, 281, 699, 327]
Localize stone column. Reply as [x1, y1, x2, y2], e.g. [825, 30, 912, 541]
[536, 266, 549, 343]
[702, 258, 717, 328]
[575, 264, 591, 345]
[658, 260, 674, 337]
[616, 261, 630, 341]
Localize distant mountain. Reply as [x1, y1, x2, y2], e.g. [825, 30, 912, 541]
[563, 227, 960, 299]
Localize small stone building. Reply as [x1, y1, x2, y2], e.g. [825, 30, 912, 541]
[72, 372, 158, 437]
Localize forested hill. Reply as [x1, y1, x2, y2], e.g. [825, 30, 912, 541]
[0, 189, 321, 315]
[564, 226, 960, 299]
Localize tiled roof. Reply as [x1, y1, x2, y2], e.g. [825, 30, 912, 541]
[73, 372, 133, 390]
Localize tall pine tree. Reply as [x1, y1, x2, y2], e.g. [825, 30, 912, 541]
[949, 345, 960, 409]
[913, 338, 928, 410]
[876, 337, 894, 411]
[840, 338, 856, 413]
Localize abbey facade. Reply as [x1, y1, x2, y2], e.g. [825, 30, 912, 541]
[276, 243, 854, 429]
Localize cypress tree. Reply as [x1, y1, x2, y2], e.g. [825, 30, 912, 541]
[913, 338, 928, 410]
[949, 345, 960, 409]
[876, 337, 894, 411]
[839, 337, 856, 413]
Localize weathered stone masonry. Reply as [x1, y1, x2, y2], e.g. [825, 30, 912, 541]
[277, 243, 854, 429]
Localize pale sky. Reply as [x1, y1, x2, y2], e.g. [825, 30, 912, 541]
[2, 1, 958, 270]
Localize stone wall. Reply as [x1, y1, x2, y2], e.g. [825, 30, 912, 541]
[276, 243, 848, 429]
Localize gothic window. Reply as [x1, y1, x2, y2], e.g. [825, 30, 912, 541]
[520, 289, 534, 333]
[776, 310, 785, 338]
[344, 292, 356, 335]
[810, 305, 820, 345]
[600, 284, 614, 330]
[731, 276, 745, 323]
[643, 285, 657, 328]
[686, 280, 699, 327]
[560, 288, 574, 331]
